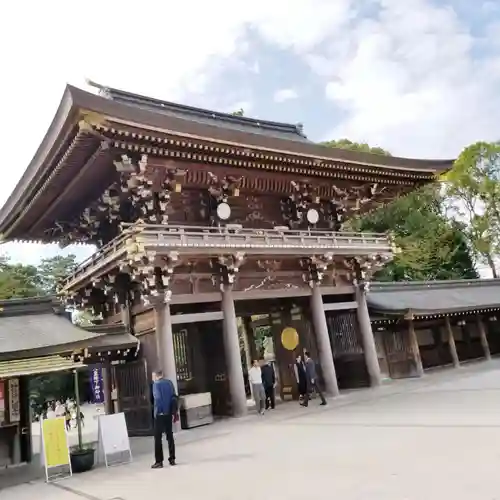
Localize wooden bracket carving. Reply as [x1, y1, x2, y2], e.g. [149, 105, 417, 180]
[210, 252, 246, 290]
[300, 254, 334, 287]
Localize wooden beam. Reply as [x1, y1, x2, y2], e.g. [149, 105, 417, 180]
[171, 311, 223, 325]
[323, 301, 358, 311]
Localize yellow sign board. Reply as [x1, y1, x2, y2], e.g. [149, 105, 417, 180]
[281, 327, 299, 351]
[42, 418, 70, 468]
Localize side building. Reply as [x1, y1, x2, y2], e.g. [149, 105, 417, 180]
[0, 296, 137, 470]
[0, 82, 453, 433]
[369, 279, 500, 377]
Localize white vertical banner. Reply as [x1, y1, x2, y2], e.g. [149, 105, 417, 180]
[8, 378, 20, 423]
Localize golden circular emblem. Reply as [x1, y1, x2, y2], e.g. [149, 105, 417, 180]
[281, 327, 299, 351]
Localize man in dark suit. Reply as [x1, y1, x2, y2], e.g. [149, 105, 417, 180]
[151, 370, 178, 469]
[303, 351, 327, 407]
[260, 360, 276, 410]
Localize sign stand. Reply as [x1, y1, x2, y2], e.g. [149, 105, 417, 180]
[97, 413, 132, 468]
[40, 417, 72, 482]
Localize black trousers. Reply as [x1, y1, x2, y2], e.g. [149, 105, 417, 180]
[264, 386, 275, 409]
[303, 382, 326, 406]
[154, 414, 176, 464]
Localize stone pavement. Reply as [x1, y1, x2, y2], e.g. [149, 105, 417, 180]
[4, 359, 500, 500]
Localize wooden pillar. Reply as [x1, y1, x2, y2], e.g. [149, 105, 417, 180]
[445, 316, 460, 368]
[154, 300, 178, 393]
[408, 318, 424, 376]
[221, 286, 248, 417]
[356, 287, 382, 387]
[102, 363, 114, 414]
[154, 299, 180, 431]
[477, 315, 491, 361]
[310, 283, 339, 397]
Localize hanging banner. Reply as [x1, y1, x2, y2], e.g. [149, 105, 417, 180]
[0, 381, 5, 425]
[8, 378, 20, 423]
[40, 417, 72, 482]
[90, 366, 104, 404]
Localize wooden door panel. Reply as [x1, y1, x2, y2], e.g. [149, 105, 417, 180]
[114, 360, 153, 436]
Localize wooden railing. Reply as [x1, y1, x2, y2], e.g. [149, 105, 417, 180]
[60, 224, 392, 291]
[133, 224, 391, 254]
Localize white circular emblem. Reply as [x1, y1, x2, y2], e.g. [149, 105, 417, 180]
[306, 208, 319, 224]
[217, 202, 231, 220]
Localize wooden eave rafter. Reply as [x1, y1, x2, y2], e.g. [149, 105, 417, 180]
[96, 122, 434, 185]
[370, 306, 500, 324]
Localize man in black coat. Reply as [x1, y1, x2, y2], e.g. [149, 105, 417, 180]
[260, 360, 276, 410]
[303, 351, 327, 406]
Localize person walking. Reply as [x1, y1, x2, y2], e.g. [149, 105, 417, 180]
[303, 351, 327, 406]
[248, 359, 266, 415]
[294, 354, 308, 405]
[261, 360, 276, 410]
[151, 370, 178, 469]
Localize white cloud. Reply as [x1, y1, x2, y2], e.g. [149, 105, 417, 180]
[0, 0, 346, 264]
[318, 0, 500, 158]
[273, 88, 299, 103]
[1, 0, 499, 264]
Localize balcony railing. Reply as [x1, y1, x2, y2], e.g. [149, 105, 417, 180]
[60, 224, 393, 292]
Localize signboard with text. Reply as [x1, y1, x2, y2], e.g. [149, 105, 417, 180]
[8, 378, 20, 423]
[40, 417, 72, 482]
[90, 366, 104, 404]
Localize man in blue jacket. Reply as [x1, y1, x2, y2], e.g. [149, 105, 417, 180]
[151, 370, 178, 469]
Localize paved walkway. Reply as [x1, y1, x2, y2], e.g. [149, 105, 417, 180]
[4, 360, 500, 499]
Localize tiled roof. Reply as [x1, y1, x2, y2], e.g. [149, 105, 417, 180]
[367, 279, 500, 316]
[98, 83, 310, 143]
[0, 296, 137, 360]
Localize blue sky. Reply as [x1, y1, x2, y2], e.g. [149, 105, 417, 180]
[0, 0, 499, 266]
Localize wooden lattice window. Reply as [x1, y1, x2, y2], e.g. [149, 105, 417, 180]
[173, 329, 192, 381]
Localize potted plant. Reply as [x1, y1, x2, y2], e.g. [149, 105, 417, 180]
[69, 369, 95, 473]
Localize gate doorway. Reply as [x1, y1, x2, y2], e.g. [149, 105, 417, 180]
[326, 310, 369, 389]
[113, 360, 153, 436]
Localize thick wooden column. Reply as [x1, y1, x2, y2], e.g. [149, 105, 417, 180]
[310, 283, 339, 397]
[221, 286, 248, 417]
[356, 287, 382, 387]
[477, 315, 491, 361]
[444, 316, 460, 368]
[154, 299, 178, 394]
[154, 298, 180, 431]
[408, 318, 424, 376]
[102, 363, 114, 414]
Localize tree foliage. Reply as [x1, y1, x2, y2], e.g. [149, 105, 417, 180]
[444, 141, 500, 277]
[38, 254, 78, 293]
[354, 186, 478, 281]
[231, 108, 245, 117]
[321, 138, 391, 156]
[322, 140, 478, 281]
[0, 256, 41, 299]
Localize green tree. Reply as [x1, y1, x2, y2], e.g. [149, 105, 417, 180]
[321, 138, 391, 156]
[38, 254, 78, 293]
[0, 256, 42, 299]
[231, 108, 244, 117]
[354, 187, 478, 281]
[323, 140, 478, 281]
[444, 141, 500, 277]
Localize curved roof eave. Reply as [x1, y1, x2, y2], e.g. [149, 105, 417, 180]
[0, 84, 455, 235]
[67, 85, 454, 172]
[0, 86, 79, 233]
[367, 279, 500, 317]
